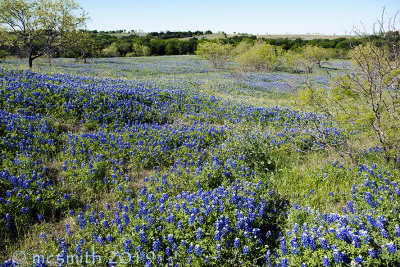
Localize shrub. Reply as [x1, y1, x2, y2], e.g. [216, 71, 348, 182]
[297, 45, 330, 73]
[196, 41, 233, 70]
[127, 43, 151, 57]
[102, 43, 120, 57]
[281, 50, 303, 73]
[235, 42, 284, 72]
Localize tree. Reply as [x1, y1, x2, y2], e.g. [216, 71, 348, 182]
[165, 39, 179, 55]
[115, 41, 131, 56]
[299, 13, 400, 163]
[281, 50, 303, 73]
[298, 45, 330, 73]
[102, 42, 119, 57]
[127, 43, 150, 57]
[196, 41, 233, 70]
[235, 41, 283, 72]
[149, 39, 166, 55]
[0, 0, 88, 68]
[232, 41, 252, 57]
[257, 43, 284, 71]
[67, 30, 94, 63]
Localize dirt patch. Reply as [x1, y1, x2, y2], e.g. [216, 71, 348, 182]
[127, 169, 153, 189]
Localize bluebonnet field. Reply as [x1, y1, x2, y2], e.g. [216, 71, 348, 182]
[1, 56, 400, 266]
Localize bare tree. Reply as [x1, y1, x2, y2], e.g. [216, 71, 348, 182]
[299, 10, 400, 163]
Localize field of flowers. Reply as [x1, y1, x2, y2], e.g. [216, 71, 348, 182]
[1, 57, 400, 266]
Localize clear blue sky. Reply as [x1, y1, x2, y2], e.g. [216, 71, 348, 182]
[77, 0, 399, 35]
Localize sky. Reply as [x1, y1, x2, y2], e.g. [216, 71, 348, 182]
[77, 0, 399, 35]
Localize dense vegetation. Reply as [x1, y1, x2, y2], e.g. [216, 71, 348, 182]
[1, 29, 379, 60]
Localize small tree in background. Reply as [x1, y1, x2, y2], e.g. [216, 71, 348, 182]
[0, 0, 88, 68]
[297, 45, 330, 73]
[299, 12, 400, 163]
[68, 31, 94, 63]
[281, 50, 303, 73]
[196, 41, 233, 70]
[102, 42, 119, 57]
[232, 40, 252, 57]
[127, 43, 151, 57]
[258, 43, 284, 71]
[235, 41, 283, 72]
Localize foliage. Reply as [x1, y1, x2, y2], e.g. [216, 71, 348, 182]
[62, 31, 94, 63]
[102, 43, 120, 57]
[0, 0, 88, 67]
[0, 18, 362, 62]
[281, 50, 303, 73]
[235, 42, 284, 72]
[296, 45, 331, 73]
[232, 41, 252, 57]
[196, 41, 233, 70]
[146, 30, 212, 39]
[233, 42, 335, 74]
[0, 49, 6, 58]
[127, 43, 151, 57]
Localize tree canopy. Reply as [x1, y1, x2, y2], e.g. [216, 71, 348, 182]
[0, 0, 88, 67]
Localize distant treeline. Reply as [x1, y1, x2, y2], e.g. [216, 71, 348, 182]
[0, 30, 375, 60]
[85, 34, 199, 57]
[88, 30, 213, 39]
[146, 30, 213, 39]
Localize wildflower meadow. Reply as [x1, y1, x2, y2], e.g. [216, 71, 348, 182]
[1, 56, 400, 266]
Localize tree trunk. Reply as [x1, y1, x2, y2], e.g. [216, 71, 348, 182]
[29, 56, 33, 68]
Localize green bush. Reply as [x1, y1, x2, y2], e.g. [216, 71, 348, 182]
[235, 42, 283, 72]
[297, 45, 330, 73]
[0, 50, 7, 59]
[126, 43, 151, 57]
[102, 43, 120, 57]
[196, 41, 233, 70]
